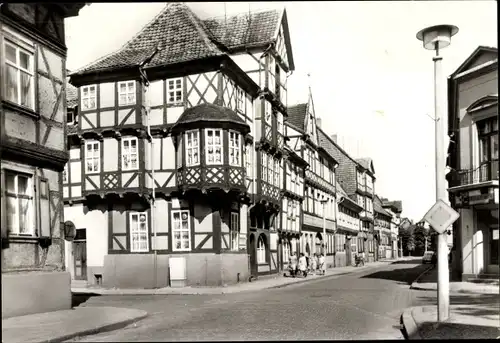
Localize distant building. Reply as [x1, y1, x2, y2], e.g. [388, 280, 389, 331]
[447, 46, 498, 280]
[374, 195, 393, 259]
[381, 198, 403, 258]
[0, 3, 86, 318]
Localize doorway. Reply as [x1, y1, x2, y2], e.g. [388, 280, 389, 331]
[248, 234, 257, 276]
[73, 228, 87, 280]
[487, 226, 499, 275]
[346, 236, 352, 266]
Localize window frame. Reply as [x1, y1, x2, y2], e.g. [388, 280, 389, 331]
[5, 171, 35, 236]
[185, 130, 200, 167]
[81, 85, 97, 111]
[235, 88, 244, 112]
[118, 80, 136, 106]
[3, 34, 35, 110]
[205, 129, 223, 166]
[171, 209, 191, 252]
[257, 236, 266, 264]
[230, 212, 239, 251]
[121, 136, 139, 171]
[229, 131, 241, 167]
[167, 77, 183, 105]
[85, 140, 100, 174]
[129, 212, 149, 253]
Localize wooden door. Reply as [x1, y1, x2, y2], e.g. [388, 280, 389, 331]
[249, 234, 257, 276]
[346, 237, 352, 266]
[73, 241, 87, 280]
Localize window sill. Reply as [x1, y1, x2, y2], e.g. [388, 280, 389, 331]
[85, 172, 100, 175]
[7, 235, 39, 244]
[2, 100, 38, 119]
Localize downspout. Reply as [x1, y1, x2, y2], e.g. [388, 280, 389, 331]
[333, 163, 339, 268]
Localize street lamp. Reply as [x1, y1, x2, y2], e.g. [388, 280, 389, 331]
[416, 24, 458, 323]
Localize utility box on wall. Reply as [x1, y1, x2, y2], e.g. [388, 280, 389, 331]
[169, 257, 187, 288]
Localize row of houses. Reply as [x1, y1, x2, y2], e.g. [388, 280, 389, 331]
[1, 3, 405, 317]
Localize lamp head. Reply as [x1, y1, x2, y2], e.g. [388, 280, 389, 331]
[416, 24, 459, 51]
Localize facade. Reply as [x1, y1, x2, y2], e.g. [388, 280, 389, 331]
[63, 3, 298, 288]
[374, 195, 393, 259]
[446, 46, 499, 280]
[286, 93, 339, 269]
[327, 136, 378, 263]
[381, 198, 403, 258]
[0, 3, 86, 318]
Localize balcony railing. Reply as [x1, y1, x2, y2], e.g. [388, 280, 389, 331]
[457, 161, 499, 186]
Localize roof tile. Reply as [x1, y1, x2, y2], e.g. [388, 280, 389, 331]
[286, 103, 307, 131]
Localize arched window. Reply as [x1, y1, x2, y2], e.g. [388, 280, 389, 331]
[257, 236, 266, 263]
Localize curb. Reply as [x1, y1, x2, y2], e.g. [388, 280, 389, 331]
[401, 307, 422, 340]
[409, 285, 499, 295]
[409, 266, 434, 291]
[267, 271, 352, 289]
[49, 310, 148, 343]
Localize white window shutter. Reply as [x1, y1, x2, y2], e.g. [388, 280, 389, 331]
[39, 178, 51, 238]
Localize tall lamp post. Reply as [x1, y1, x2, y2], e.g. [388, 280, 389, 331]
[416, 24, 458, 322]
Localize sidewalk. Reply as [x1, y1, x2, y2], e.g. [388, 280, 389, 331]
[2, 307, 147, 343]
[72, 260, 399, 296]
[410, 266, 499, 294]
[403, 266, 500, 339]
[402, 305, 500, 339]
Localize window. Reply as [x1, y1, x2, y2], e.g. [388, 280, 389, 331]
[477, 117, 498, 181]
[67, 109, 78, 125]
[122, 137, 138, 171]
[205, 129, 223, 165]
[172, 210, 191, 251]
[277, 112, 284, 135]
[130, 212, 148, 252]
[118, 81, 136, 105]
[4, 35, 34, 109]
[167, 78, 183, 104]
[236, 88, 244, 111]
[63, 164, 68, 183]
[257, 236, 266, 263]
[85, 141, 100, 174]
[264, 101, 272, 124]
[229, 131, 241, 166]
[185, 130, 200, 166]
[5, 172, 34, 235]
[81, 85, 97, 110]
[245, 145, 252, 177]
[268, 156, 274, 185]
[274, 159, 280, 186]
[230, 213, 239, 251]
[262, 153, 268, 182]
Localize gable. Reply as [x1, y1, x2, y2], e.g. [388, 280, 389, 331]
[451, 46, 498, 77]
[304, 90, 318, 145]
[274, 9, 295, 72]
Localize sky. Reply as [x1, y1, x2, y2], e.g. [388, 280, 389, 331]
[65, 1, 498, 221]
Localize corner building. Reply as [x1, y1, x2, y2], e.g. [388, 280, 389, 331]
[63, 3, 297, 288]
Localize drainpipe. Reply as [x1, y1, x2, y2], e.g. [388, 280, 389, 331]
[139, 46, 161, 288]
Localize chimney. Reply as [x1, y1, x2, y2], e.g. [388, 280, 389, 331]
[331, 134, 337, 143]
[316, 118, 322, 129]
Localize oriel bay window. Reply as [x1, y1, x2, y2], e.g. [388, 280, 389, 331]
[3, 27, 35, 110]
[85, 141, 100, 174]
[172, 210, 191, 251]
[205, 129, 223, 165]
[229, 131, 241, 166]
[130, 212, 148, 252]
[185, 130, 200, 166]
[122, 137, 138, 171]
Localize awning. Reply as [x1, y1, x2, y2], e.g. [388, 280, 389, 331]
[336, 225, 360, 236]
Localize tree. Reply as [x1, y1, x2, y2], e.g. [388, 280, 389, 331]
[399, 223, 416, 256]
[414, 223, 429, 256]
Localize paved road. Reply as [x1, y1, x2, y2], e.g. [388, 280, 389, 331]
[71, 260, 431, 341]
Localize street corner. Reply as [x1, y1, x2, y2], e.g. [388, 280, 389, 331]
[401, 306, 423, 340]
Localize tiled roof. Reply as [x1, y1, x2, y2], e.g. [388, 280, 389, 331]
[203, 9, 281, 50]
[71, 3, 225, 76]
[336, 181, 349, 198]
[66, 79, 78, 108]
[286, 103, 307, 131]
[171, 103, 249, 133]
[356, 158, 372, 171]
[374, 196, 391, 217]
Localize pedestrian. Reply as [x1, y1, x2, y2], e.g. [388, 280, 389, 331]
[298, 253, 307, 276]
[310, 253, 318, 274]
[318, 253, 326, 275]
[289, 252, 298, 277]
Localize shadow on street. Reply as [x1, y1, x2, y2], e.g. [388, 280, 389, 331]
[360, 264, 425, 285]
[72, 292, 101, 308]
[390, 259, 423, 265]
[413, 293, 500, 308]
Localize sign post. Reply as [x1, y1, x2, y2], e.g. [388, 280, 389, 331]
[423, 199, 460, 322]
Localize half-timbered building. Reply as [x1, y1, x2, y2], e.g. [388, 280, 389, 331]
[0, 3, 86, 318]
[327, 136, 378, 263]
[63, 3, 296, 288]
[446, 46, 499, 281]
[381, 197, 403, 259]
[374, 195, 393, 260]
[286, 91, 338, 268]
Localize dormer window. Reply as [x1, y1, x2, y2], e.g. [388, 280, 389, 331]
[118, 81, 136, 105]
[229, 131, 241, 166]
[205, 129, 222, 165]
[185, 130, 200, 167]
[81, 85, 97, 110]
[167, 78, 183, 104]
